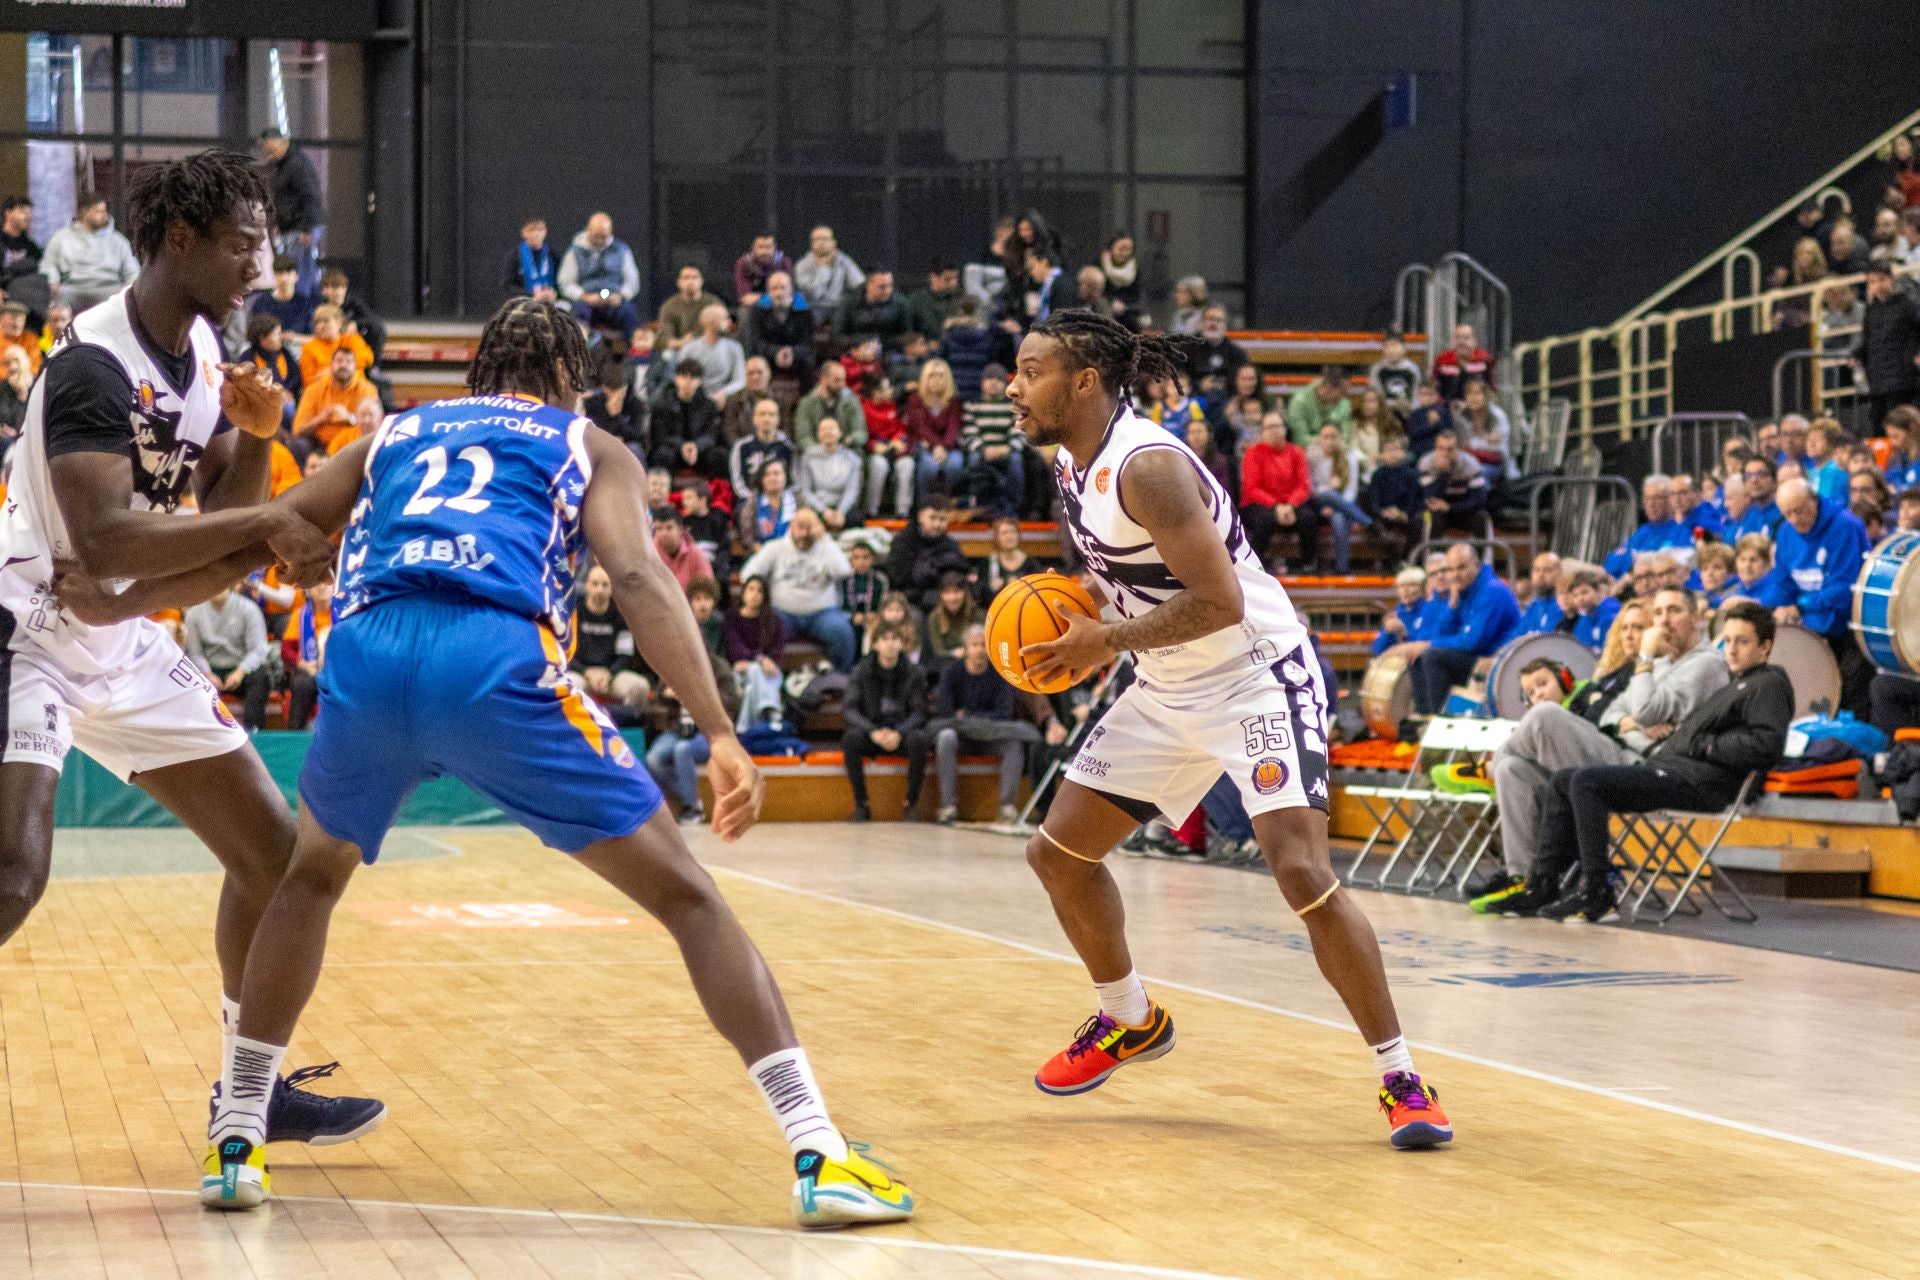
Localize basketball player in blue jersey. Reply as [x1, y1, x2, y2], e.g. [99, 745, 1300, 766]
[66, 298, 914, 1226]
[1006, 311, 1451, 1148]
[2, 151, 383, 1153]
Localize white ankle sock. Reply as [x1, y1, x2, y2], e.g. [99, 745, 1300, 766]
[1371, 1036, 1416, 1079]
[749, 1048, 848, 1162]
[212, 1034, 285, 1147]
[219, 995, 240, 1088]
[1094, 971, 1151, 1026]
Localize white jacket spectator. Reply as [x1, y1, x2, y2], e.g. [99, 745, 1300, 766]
[41, 198, 138, 312]
[740, 519, 852, 617]
[793, 224, 865, 311]
[794, 419, 865, 529]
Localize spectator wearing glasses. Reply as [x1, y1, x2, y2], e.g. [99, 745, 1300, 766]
[1667, 472, 1720, 540]
[1603, 475, 1692, 577]
[1727, 455, 1784, 541]
[1761, 477, 1872, 717]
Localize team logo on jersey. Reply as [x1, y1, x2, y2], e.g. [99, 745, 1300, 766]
[610, 737, 636, 769]
[201, 359, 219, 390]
[209, 693, 238, 730]
[1252, 757, 1289, 796]
[1094, 467, 1112, 494]
[129, 380, 205, 512]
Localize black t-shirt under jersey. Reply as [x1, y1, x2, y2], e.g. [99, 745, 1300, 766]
[40, 328, 208, 512]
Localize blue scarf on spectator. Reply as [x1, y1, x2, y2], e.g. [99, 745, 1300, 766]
[519, 240, 555, 293]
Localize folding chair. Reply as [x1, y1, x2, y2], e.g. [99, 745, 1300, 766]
[1607, 772, 1761, 925]
[1345, 716, 1516, 896]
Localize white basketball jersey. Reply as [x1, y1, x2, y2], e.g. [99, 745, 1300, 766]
[1055, 406, 1311, 702]
[0, 288, 228, 674]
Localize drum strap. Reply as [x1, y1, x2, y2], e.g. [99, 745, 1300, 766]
[1295, 881, 1340, 917]
[1039, 825, 1104, 864]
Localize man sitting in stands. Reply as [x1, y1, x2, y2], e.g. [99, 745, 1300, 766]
[1726, 455, 1784, 541]
[1432, 322, 1493, 401]
[1524, 601, 1791, 923]
[928, 624, 1032, 826]
[739, 506, 858, 672]
[1604, 475, 1692, 576]
[1372, 564, 1435, 655]
[1515, 551, 1564, 636]
[1400, 542, 1519, 715]
[841, 622, 931, 823]
[1461, 587, 1725, 914]
[1667, 472, 1720, 540]
[1417, 428, 1488, 532]
[1761, 477, 1871, 717]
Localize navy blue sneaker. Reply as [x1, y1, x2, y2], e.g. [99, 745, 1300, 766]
[210, 1062, 387, 1146]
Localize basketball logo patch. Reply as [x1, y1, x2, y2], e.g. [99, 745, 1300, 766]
[210, 694, 238, 729]
[1094, 467, 1111, 494]
[610, 737, 636, 769]
[1252, 757, 1288, 795]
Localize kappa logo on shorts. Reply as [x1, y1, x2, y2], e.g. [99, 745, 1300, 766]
[1094, 466, 1112, 494]
[1252, 757, 1289, 796]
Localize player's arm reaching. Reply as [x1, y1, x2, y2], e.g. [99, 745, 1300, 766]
[52, 362, 337, 585]
[193, 363, 289, 513]
[580, 428, 764, 842]
[1022, 447, 1243, 682]
[55, 438, 374, 625]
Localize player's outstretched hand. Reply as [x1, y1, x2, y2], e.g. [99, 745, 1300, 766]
[706, 734, 764, 843]
[1020, 605, 1113, 687]
[219, 361, 287, 440]
[265, 508, 338, 587]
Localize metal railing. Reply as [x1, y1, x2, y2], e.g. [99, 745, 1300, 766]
[1430, 251, 1512, 362]
[1393, 262, 1432, 339]
[1407, 535, 1518, 583]
[1772, 349, 1858, 422]
[1649, 413, 1752, 483]
[1513, 261, 1919, 440]
[1528, 475, 1636, 566]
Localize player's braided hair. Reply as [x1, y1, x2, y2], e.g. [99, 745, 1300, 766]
[467, 297, 592, 405]
[123, 149, 273, 265]
[1031, 309, 1194, 403]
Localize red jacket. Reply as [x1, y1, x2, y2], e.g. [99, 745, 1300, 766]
[1241, 441, 1310, 508]
[1432, 346, 1494, 399]
[903, 394, 962, 450]
[861, 397, 906, 447]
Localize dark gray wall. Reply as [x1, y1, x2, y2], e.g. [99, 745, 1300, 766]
[1252, 0, 1920, 339]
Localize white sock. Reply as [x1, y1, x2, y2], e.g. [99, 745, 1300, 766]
[1371, 1036, 1416, 1079]
[211, 1034, 285, 1147]
[219, 994, 241, 1089]
[749, 1048, 848, 1162]
[1094, 971, 1151, 1026]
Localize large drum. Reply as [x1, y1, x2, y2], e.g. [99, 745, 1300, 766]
[1484, 631, 1598, 720]
[1771, 622, 1842, 719]
[1361, 644, 1418, 740]
[1853, 530, 1920, 674]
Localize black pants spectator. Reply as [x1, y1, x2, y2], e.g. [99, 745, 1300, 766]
[1238, 502, 1322, 571]
[1827, 629, 1875, 721]
[1541, 764, 1722, 891]
[209, 665, 270, 732]
[287, 669, 320, 731]
[1867, 391, 1920, 439]
[1423, 490, 1487, 537]
[1870, 672, 1920, 740]
[841, 726, 931, 812]
[1410, 645, 1477, 715]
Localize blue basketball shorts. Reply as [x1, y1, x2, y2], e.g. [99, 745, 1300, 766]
[299, 594, 662, 861]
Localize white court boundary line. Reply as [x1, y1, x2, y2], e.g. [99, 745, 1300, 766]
[0, 1180, 1245, 1280]
[715, 867, 1920, 1178]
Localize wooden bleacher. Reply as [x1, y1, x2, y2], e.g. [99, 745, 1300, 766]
[383, 320, 486, 408]
[1231, 329, 1428, 398]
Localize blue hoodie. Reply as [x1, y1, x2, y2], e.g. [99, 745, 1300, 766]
[1604, 517, 1692, 576]
[1516, 594, 1564, 637]
[1370, 599, 1435, 655]
[1887, 453, 1920, 492]
[1759, 497, 1869, 638]
[1570, 595, 1620, 653]
[1725, 499, 1783, 544]
[1428, 562, 1521, 656]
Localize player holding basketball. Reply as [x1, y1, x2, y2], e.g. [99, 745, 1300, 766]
[1008, 311, 1451, 1148]
[0, 152, 383, 1150]
[63, 298, 915, 1225]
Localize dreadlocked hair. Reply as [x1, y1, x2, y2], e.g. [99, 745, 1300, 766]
[468, 297, 592, 405]
[123, 149, 273, 265]
[1031, 309, 1194, 403]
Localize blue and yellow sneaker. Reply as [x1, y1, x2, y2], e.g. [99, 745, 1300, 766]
[792, 1142, 915, 1228]
[199, 1136, 270, 1209]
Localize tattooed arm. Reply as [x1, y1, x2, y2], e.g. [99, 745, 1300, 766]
[1022, 447, 1243, 680]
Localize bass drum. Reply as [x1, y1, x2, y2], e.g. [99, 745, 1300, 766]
[1485, 631, 1598, 720]
[1852, 530, 1920, 674]
[1361, 644, 1418, 740]
[1771, 622, 1842, 720]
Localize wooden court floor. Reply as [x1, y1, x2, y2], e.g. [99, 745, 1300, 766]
[2, 823, 1918, 1279]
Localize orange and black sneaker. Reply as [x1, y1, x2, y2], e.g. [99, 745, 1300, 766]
[1034, 1005, 1176, 1096]
[1379, 1071, 1453, 1149]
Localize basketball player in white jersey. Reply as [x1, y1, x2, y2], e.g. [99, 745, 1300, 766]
[1008, 311, 1451, 1148]
[0, 151, 383, 1146]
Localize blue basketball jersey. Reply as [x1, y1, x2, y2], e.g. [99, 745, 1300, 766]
[333, 394, 593, 645]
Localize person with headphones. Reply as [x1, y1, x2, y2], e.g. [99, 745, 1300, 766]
[1517, 657, 1577, 710]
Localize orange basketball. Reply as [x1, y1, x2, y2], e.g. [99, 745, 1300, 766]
[985, 571, 1101, 694]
